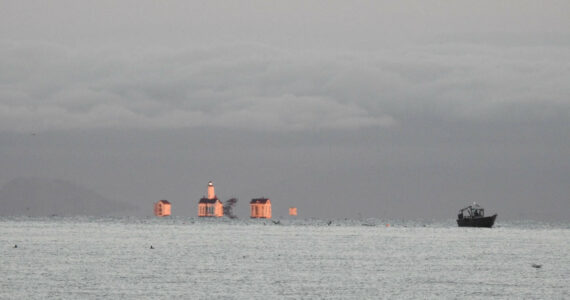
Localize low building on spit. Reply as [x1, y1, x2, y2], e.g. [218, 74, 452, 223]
[250, 198, 271, 219]
[154, 200, 171, 217]
[289, 207, 297, 216]
[198, 181, 223, 217]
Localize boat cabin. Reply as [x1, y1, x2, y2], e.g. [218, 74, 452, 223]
[458, 202, 485, 219]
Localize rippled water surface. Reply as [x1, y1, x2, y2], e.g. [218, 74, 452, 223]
[1, 217, 569, 299]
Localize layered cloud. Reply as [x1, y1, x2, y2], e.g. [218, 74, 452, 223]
[1, 39, 569, 132]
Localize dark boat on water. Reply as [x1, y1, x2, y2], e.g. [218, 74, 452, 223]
[457, 202, 497, 228]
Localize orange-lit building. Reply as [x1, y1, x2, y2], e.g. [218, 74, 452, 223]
[289, 207, 297, 216]
[154, 200, 171, 217]
[198, 181, 223, 217]
[250, 198, 271, 219]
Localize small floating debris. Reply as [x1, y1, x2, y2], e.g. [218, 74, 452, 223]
[14, 244, 18, 248]
[272, 220, 281, 225]
[327, 221, 332, 226]
[531, 264, 542, 269]
[362, 223, 375, 227]
[150, 245, 154, 249]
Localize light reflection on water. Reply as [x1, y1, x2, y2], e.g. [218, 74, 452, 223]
[1, 217, 569, 299]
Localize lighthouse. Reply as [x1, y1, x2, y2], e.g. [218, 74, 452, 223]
[207, 181, 215, 199]
[198, 181, 224, 217]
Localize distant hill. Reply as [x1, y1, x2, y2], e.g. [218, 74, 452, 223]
[0, 177, 137, 216]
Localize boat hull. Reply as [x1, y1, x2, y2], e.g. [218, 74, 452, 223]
[457, 214, 497, 228]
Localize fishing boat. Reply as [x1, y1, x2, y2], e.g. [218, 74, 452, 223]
[457, 202, 497, 228]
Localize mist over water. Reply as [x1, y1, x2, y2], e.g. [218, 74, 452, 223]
[2, 217, 568, 299]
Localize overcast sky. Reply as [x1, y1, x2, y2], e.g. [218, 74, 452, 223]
[1, 0, 569, 220]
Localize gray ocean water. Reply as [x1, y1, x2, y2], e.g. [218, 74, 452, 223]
[1, 217, 568, 299]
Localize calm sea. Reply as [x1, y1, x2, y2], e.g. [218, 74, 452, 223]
[1, 217, 569, 299]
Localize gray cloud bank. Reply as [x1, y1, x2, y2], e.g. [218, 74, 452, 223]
[1, 40, 568, 133]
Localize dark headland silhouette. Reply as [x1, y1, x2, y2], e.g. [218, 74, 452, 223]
[0, 177, 136, 217]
